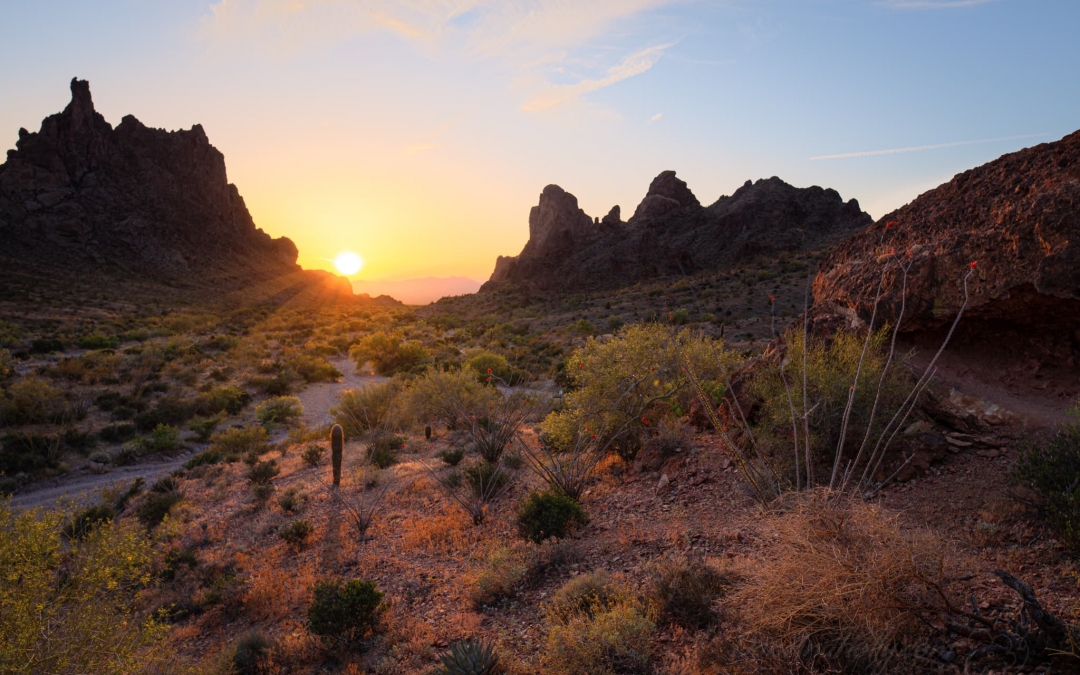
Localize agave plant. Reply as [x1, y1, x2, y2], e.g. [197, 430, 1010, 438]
[436, 638, 501, 675]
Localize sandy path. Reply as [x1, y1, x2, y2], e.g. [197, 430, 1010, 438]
[10, 356, 385, 511]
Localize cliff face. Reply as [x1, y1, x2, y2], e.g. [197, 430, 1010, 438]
[483, 171, 871, 293]
[0, 79, 303, 290]
[810, 130, 1080, 415]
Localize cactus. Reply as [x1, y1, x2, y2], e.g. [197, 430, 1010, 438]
[436, 639, 501, 675]
[425, 425, 432, 440]
[331, 424, 344, 486]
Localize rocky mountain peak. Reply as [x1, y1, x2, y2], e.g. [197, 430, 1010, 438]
[631, 170, 700, 222]
[525, 184, 594, 256]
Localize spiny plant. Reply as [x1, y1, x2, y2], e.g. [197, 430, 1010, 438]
[436, 638, 503, 675]
[331, 423, 344, 487]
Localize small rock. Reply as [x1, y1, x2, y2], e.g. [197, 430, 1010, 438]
[976, 449, 1001, 459]
[656, 473, 671, 495]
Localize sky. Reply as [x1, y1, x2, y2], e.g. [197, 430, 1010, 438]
[1, 0, 1078, 284]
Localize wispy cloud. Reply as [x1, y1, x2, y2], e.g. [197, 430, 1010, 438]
[522, 43, 673, 112]
[650, 112, 663, 123]
[809, 133, 1046, 160]
[201, 0, 684, 113]
[877, 0, 1003, 9]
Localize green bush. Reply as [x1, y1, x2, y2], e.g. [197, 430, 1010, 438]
[278, 487, 307, 513]
[288, 354, 342, 383]
[516, 490, 587, 544]
[465, 350, 513, 384]
[210, 425, 269, 460]
[133, 397, 194, 432]
[279, 520, 314, 549]
[1013, 408, 1080, 554]
[440, 447, 465, 466]
[301, 444, 324, 467]
[0, 501, 170, 674]
[232, 630, 273, 675]
[544, 574, 654, 675]
[0, 376, 66, 425]
[187, 413, 224, 443]
[404, 368, 499, 430]
[0, 433, 60, 475]
[137, 490, 181, 527]
[471, 544, 528, 608]
[142, 424, 180, 454]
[256, 395, 304, 425]
[98, 423, 137, 443]
[77, 333, 119, 350]
[465, 461, 510, 498]
[63, 504, 116, 540]
[247, 460, 280, 485]
[252, 483, 275, 503]
[364, 433, 403, 469]
[307, 578, 385, 647]
[331, 382, 403, 437]
[194, 385, 250, 416]
[348, 331, 429, 376]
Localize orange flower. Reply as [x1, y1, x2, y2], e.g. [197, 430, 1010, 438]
[768, 294, 775, 304]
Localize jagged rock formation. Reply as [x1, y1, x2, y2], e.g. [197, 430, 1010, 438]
[811, 130, 1080, 418]
[483, 171, 871, 293]
[0, 78, 377, 304]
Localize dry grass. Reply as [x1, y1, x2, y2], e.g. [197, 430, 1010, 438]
[400, 509, 475, 555]
[718, 490, 965, 674]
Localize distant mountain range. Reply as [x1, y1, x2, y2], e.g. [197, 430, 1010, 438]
[351, 276, 482, 305]
[482, 171, 872, 293]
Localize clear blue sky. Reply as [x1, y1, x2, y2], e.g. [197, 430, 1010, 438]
[2, 0, 1077, 281]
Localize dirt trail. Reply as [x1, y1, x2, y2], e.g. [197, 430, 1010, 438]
[9, 356, 385, 511]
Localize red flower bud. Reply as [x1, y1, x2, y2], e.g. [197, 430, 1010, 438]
[487, 367, 492, 373]
[886, 221, 899, 229]
[578, 362, 584, 370]
[641, 417, 649, 426]
[591, 434, 597, 440]
[768, 294, 775, 304]
[970, 261, 978, 270]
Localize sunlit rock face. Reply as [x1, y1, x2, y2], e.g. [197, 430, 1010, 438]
[483, 170, 871, 293]
[0, 78, 301, 287]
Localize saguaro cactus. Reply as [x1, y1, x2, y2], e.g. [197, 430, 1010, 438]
[331, 423, 344, 486]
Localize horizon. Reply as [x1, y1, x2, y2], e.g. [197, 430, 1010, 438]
[2, 1, 1078, 285]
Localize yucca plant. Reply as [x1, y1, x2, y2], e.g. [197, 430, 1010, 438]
[436, 638, 502, 675]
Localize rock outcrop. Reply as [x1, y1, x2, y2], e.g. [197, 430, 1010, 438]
[483, 172, 871, 292]
[0, 79, 371, 303]
[811, 130, 1080, 419]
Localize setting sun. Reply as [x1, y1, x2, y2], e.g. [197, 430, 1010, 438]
[333, 251, 364, 276]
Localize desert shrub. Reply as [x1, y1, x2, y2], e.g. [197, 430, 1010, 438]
[288, 354, 342, 383]
[29, 337, 65, 354]
[649, 556, 729, 629]
[62, 504, 116, 540]
[542, 325, 737, 453]
[723, 491, 962, 673]
[133, 396, 194, 432]
[404, 367, 499, 430]
[440, 447, 465, 466]
[516, 489, 587, 544]
[366, 433, 402, 469]
[114, 441, 143, 466]
[252, 483, 274, 503]
[98, 423, 137, 443]
[232, 630, 274, 675]
[301, 444, 324, 467]
[142, 424, 180, 454]
[0, 501, 170, 674]
[194, 385, 250, 416]
[1012, 406, 1080, 554]
[278, 487, 307, 513]
[187, 412, 224, 443]
[331, 381, 403, 436]
[210, 424, 270, 460]
[307, 578, 385, 647]
[247, 460, 280, 484]
[547, 570, 625, 622]
[465, 349, 513, 384]
[746, 327, 910, 488]
[465, 461, 510, 497]
[279, 520, 314, 549]
[0, 349, 12, 380]
[256, 395, 304, 425]
[0, 376, 66, 425]
[471, 543, 528, 608]
[60, 428, 97, 453]
[77, 333, 119, 350]
[436, 638, 503, 675]
[137, 480, 182, 527]
[670, 308, 690, 325]
[544, 574, 654, 675]
[349, 331, 429, 375]
[0, 433, 61, 475]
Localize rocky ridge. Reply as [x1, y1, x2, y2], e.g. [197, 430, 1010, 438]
[483, 170, 871, 293]
[811, 129, 1080, 425]
[0, 79, 368, 303]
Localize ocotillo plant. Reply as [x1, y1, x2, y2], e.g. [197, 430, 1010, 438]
[331, 423, 344, 487]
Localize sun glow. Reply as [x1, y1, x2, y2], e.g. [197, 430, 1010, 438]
[333, 251, 364, 276]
